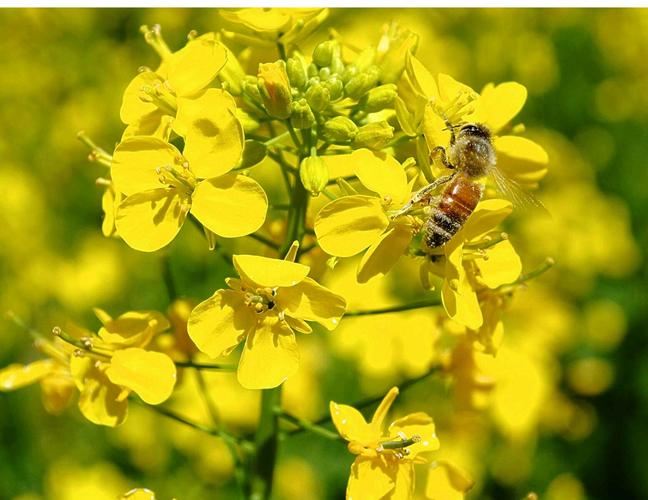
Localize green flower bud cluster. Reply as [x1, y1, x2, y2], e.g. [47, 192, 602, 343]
[241, 38, 404, 151]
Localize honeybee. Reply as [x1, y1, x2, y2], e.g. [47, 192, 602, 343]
[391, 122, 542, 250]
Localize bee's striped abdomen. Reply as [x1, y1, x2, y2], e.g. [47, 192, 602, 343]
[424, 175, 483, 249]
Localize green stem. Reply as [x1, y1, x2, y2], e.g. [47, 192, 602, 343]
[174, 360, 237, 371]
[276, 409, 343, 441]
[344, 298, 441, 317]
[250, 386, 283, 500]
[247, 232, 280, 251]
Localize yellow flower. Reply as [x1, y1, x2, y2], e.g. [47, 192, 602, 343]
[402, 54, 548, 187]
[220, 8, 328, 46]
[0, 337, 76, 415]
[314, 149, 416, 283]
[187, 248, 346, 389]
[120, 30, 227, 139]
[111, 89, 268, 252]
[69, 309, 176, 427]
[0, 309, 176, 427]
[421, 199, 521, 334]
[331, 387, 440, 500]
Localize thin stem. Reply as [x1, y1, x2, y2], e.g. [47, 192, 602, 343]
[161, 253, 177, 301]
[286, 121, 303, 151]
[174, 360, 237, 371]
[264, 130, 291, 147]
[132, 398, 247, 449]
[250, 386, 282, 500]
[276, 409, 343, 441]
[344, 298, 441, 317]
[247, 232, 280, 251]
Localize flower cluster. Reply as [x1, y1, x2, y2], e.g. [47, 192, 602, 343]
[2, 9, 564, 500]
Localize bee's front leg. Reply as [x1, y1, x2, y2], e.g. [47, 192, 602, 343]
[430, 146, 455, 170]
[390, 173, 455, 220]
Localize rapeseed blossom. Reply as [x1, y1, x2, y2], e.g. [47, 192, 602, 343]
[111, 89, 267, 252]
[188, 247, 346, 389]
[0, 309, 177, 427]
[121, 28, 227, 139]
[314, 149, 416, 283]
[331, 387, 440, 499]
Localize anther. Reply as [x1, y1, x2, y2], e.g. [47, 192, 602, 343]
[52, 326, 62, 336]
[81, 337, 93, 350]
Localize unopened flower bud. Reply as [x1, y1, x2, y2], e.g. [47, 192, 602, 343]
[300, 155, 329, 196]
[341, 64, 358, 84]
[361, 84, 398, 112]
[323, 76, 344, 101]
[319, 67, 332, 81]
[291, 99, 316, 129]
[312, 40, 337, 67]
[287, 52, 308, 90]
[257, 61, 292, 119]
[353, 121, 394, 150]
[345, 66, 379, 100]
[323, 116, 358, 143]
[307, 63, 319, 78]
[305, 83, 330, 112]
[377, 25, 419, 83]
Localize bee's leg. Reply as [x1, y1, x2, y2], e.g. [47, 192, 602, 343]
[390, 174, 455, 219]
[430, 146, 455, 170]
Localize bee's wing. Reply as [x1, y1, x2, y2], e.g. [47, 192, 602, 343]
[489, 166, 549, 215]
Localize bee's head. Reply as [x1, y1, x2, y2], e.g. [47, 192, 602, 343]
[458, 123, 491, 140]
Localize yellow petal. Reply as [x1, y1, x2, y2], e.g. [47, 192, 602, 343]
[437, 73, 476, 105]
[352, 149, 409, 203]
[314, 195, 389, 258]
[119, 71, 160, 125]
[475, 240, 522, 288]
[357, 223, 413, 283]
[406, 53, 439, 99]
[237, 318, 299, 389]
[284, 316, 312, 334]
[0, 360, 54, 390]
[167, 35, 227, 97]
[276, 277, 346, 330]
[75, 358, 128, 427]
[233, 254, 309, 288]
[101, 187, 119, 237]
[40, 372, 75, 415]
[423, 103, 452, 150]
[330, 401, 376, 444]
[99, 310, 169, 347]
[121, 488, 156, 500]
[467, 82, 527, 133]
[321, 153, 358, 180]
[191, 174, 268, 238]
[220, 8, 293, 33]
[461, 199, 513, 242]
[426, 461, 474, 500]
[495, 135, 549, 164]
[443, 242, 483, 330]
[388, 412, 440, 458]
[188, 289, 256, 357]
[106, 348, 176, 405]
[391, 461, 416, 500]
[347, 456, 397, 500]
[495, 136, 549, 188]
[370, 386, 399, 430]
[111, 137, 184, 196]
[175, 89, 244, 178]
[121, 111, 174, 142]
[116, 188, 189, 252]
